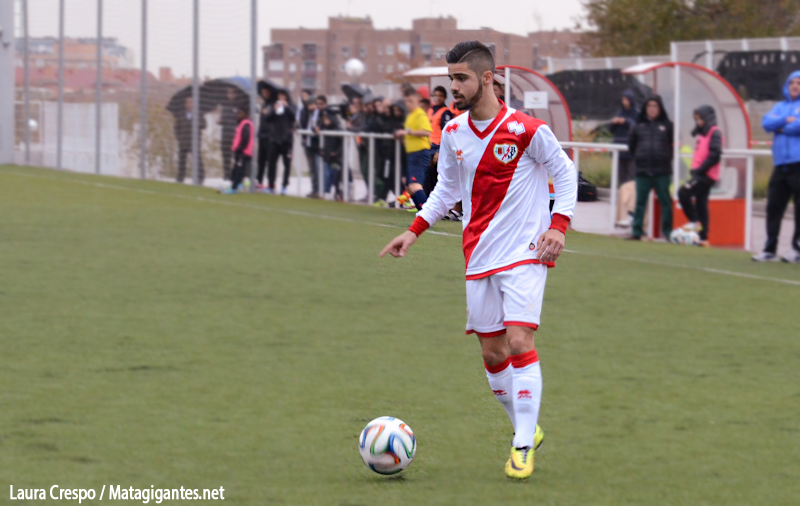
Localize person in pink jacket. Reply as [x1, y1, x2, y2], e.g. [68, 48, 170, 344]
[222, 107, 253, 194]
[677, 105, 722, 246]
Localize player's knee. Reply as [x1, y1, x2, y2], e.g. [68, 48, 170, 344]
[481, 346, 508, 366]
[506, 327, 535, 355]
[479, 337, 509, 366]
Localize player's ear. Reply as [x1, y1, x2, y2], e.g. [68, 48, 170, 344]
[482, 70, 493, 87]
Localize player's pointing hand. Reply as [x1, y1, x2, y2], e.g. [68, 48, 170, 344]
[380, 231, 418, 258]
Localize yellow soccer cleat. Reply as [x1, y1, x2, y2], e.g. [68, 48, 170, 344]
[504, 425, 544, 479]
[505, 446, 534, 479]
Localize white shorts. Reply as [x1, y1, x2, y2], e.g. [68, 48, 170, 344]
[465, 262, 547, 337]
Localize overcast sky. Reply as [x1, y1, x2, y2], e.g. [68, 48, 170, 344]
[21, 0, 586, 77]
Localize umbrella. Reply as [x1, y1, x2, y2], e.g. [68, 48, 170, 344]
[165, 85, 218, 118]
[341, 83, 370, 102]
[257, 79, 289, 103]
[201, 78, 252, 110]
[166, 78, 255, 119]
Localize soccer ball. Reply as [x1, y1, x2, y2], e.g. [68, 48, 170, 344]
[669, 227, 701, 246]
[358, 416, 416, 475]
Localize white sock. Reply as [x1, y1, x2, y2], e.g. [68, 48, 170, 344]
[511, 350, 542, 449]
[485, 357, 515, 430]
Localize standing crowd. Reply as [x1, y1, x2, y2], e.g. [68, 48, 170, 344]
[176, 70, 800, 263]
[207, 81, 463, 216]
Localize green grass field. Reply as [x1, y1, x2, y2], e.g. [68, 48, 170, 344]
[1, 165, 799, 505]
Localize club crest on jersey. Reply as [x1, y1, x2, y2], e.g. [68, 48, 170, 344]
[493, 143, 519, 164]
[507, 121, 525, 135]
[445, 123, 459, 134]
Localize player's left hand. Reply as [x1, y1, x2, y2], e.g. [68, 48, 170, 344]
[535, 229, 565, 263]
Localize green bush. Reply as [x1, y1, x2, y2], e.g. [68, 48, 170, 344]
[578, 152, 612, 188]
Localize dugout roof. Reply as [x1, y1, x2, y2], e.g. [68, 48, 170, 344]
[623, 62, 751, 199]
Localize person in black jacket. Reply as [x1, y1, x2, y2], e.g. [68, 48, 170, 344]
[256, 87, 275, 189]
[218, 88, 239, 181]
[610, 89, 638, 184]
[367, 97, 394, 207]
[677, 105, 722, 245]
[173, 96, 206, 184]
[628, 95, 674, 240]
[265, 90, 296, 194]
[297, 90, 321, 198]
[319, 111, 343, 200]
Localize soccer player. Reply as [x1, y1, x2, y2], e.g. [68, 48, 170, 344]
[380, 41, 577, 479]
[395, 88, 433, 210]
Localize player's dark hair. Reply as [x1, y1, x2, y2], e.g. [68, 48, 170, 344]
[433, 85, 447, 96]
[316, 94, 327, 104]
[402, 87, 419, 98]
[446, 41, 495, 78]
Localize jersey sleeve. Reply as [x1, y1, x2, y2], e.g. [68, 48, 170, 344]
[524, 124, 578, 228]
[411, 130, 462, 235]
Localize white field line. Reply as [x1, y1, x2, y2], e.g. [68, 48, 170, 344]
[4, 169, 800, 288]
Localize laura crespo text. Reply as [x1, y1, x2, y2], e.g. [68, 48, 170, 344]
[10, 485, 226, 503]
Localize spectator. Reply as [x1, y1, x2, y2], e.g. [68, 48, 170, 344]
[610, 90, 639, 228]
[345, 100, 368, 200]
[389, 100, 414, 210]
[753, 71, 800, 263]
[319, 110, 344, 200]
[218, 88, 239, 180]
[367, 97, 395, 206]
[363, 100, 375, 118]
[174, 96, 206, 185]
[299, 96, 321, 198]
[221, 107, 253, 194]
[395, 89, 432, 211]
[676, 105, 722, 247]
[420, 98, 431, 113]
[266, 90, 296, 195]
[627, 95, 674, 240]
[428, 85, 455, 152]
[295, 89, 312, 127]
[346, 99, 366, 131]
[610, 90, 639, 184]
[256, 86, 275, 189]
[493, 81, 504, 102]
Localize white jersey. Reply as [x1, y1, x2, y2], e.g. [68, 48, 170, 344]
[415, 102, 578, 280]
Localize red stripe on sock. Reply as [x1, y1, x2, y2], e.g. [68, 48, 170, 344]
[511, 349, 539, 368]
[484, 357, 512, 374]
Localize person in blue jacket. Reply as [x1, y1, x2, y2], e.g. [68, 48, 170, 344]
[754, 71, 800, 263]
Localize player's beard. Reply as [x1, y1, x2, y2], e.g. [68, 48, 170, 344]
[454, 84, 483, 111]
